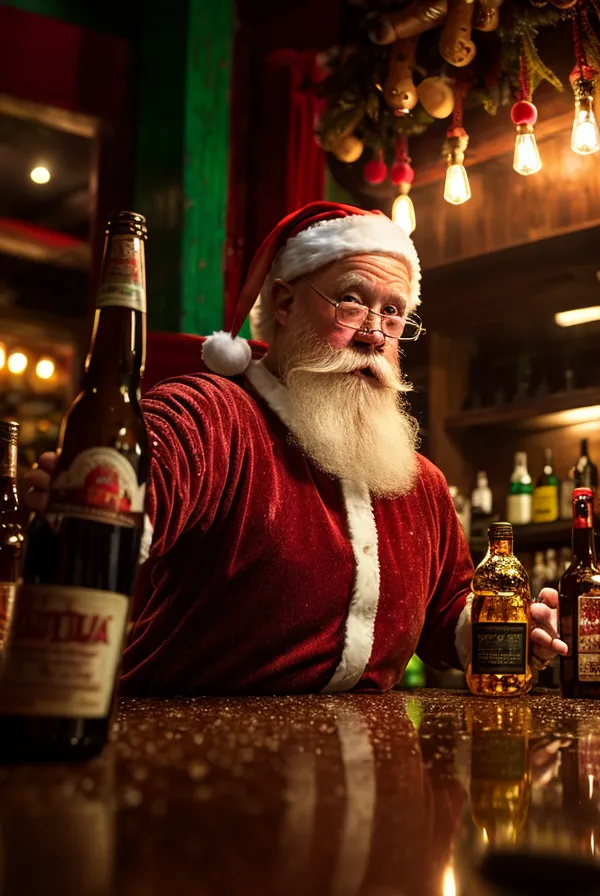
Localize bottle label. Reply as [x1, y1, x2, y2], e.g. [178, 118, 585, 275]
[578, 594, 600, 681]
[97, 235, 146, 312]
[472, 622, 527, 675]
[49, 447, 145, 528]
[532, 486, 559, 523]
[507, 494, 532, 525]
[0, 584, 129, 719]
[0, 582, 15, 650]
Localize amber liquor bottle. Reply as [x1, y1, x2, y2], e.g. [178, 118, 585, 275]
[0, 421, 23, 650]
[466, 522, 533, 697]
[0, 212, 150, 761]
[559, 487, 600, 698]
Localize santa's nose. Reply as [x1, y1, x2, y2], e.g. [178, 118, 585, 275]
[352, 325, 385, 350]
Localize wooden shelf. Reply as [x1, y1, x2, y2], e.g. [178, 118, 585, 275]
[470, 519, 572, 556]
[446, 387, 600, 433]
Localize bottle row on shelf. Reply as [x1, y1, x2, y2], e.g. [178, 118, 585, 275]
[462, 347, 597, 412]
[450, 438, 598, 539]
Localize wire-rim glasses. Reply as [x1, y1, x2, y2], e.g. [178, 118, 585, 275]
[299, 278, 425, 342]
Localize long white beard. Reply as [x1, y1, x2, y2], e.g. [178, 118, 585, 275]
[278, 321, 419, 497]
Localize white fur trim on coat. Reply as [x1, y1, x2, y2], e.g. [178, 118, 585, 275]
[202, 330, 252, 376]
[323, 480, 380, 693]
[245, 360, 380, 692]
[271, 214, 421, 311]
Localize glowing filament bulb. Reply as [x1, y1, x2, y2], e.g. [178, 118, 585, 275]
[392, 192, 416, 235]
[513, 125, 542, 176]
[572, 101, 600, 155]
[444, 163, 471, 205]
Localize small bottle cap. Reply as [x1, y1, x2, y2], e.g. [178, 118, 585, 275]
[0, 420, 19, 444]
[489, 522, 513, 540]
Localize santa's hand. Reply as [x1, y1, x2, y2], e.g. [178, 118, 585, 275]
[530, 587, 568, 667]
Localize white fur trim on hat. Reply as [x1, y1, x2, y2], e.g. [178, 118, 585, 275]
[271, 214, 421, 310]
[202, 331, 252, 376]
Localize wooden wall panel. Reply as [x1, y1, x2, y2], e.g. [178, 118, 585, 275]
[412, 127, 600, 270]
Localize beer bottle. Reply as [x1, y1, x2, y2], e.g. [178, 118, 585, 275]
[558, 487, 600, 698]
[466, 522, 533, 697]
[0, 421, 23, 650]
[0, 212, 150, 761]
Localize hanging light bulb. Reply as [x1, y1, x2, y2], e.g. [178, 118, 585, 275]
[570, 68, 600, 155]
[390, 138, 416, 235]
[443, 129, 471, 205]
[513, 123, 542, 175]
[392, 189, 416, 235]
[511, 48, 542, 177]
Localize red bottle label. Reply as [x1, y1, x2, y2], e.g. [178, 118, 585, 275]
[578, 594, 600, 681]
[48, 447, 145, 528]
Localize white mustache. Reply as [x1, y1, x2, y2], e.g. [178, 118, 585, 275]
[285, 346, 407, 392]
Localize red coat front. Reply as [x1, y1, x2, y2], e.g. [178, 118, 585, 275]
[121, 362, 473, 695]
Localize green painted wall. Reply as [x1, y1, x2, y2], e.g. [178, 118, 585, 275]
[180, 0, 233, 337]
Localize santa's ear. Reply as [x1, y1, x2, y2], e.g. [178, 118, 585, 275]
[271, 279, 296, 328]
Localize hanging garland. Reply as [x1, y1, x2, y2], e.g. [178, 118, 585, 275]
[316, 0, 593, 168]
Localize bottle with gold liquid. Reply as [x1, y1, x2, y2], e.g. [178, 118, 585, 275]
[468, 702, 533, 849]
[466, 522, 533, 697]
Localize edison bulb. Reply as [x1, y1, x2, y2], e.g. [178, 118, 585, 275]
[36, 357, 55, 380]
[572, 105, 600, 155]
[444, 163, 471, 205]
[391, 192, 416, 235]
[513, 127, 542, 176]
[7, 352, 27, 374]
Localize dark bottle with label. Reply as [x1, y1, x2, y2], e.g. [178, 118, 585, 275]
[466, 522, 533, 697]
[0, 212, 150, 761]
[559, 487, 600, 698]
[0, 421, 24, 650]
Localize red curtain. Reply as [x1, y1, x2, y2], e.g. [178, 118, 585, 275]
[268, 49, 327, 214]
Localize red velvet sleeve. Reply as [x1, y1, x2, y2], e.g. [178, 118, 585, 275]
[416, 465, 474, 670]
[140, 374, 251, 558]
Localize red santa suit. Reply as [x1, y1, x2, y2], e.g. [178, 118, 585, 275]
[121, 201, 474, 695]
[121, 359, 472, 695]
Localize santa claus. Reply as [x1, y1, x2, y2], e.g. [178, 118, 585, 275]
[26, 201, 566, 695]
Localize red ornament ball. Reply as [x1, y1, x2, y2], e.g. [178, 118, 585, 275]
[511, 101, 538, 127]
[363, 158, 388, 185]
[390, 160, 415, 187]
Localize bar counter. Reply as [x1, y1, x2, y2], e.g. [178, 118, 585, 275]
[2, 690, 600, 895]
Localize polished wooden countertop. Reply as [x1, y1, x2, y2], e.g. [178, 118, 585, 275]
[2, 690, 600, 896]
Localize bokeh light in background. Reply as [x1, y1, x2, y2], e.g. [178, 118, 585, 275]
[29, 165, 51, 184]
[7, 351, 27, 374]
[0, 343, 5, 369]
[35, 357, 55, 380]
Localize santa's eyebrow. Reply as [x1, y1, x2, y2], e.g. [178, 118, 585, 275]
[332, 273, 408, 312]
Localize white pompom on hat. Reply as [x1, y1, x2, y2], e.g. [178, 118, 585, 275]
[202, 200, 422, 376]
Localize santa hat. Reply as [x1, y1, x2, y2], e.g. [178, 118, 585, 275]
[202, 200, 422, 376]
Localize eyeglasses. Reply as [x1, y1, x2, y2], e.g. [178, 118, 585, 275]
[299, 278, 425, 342]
